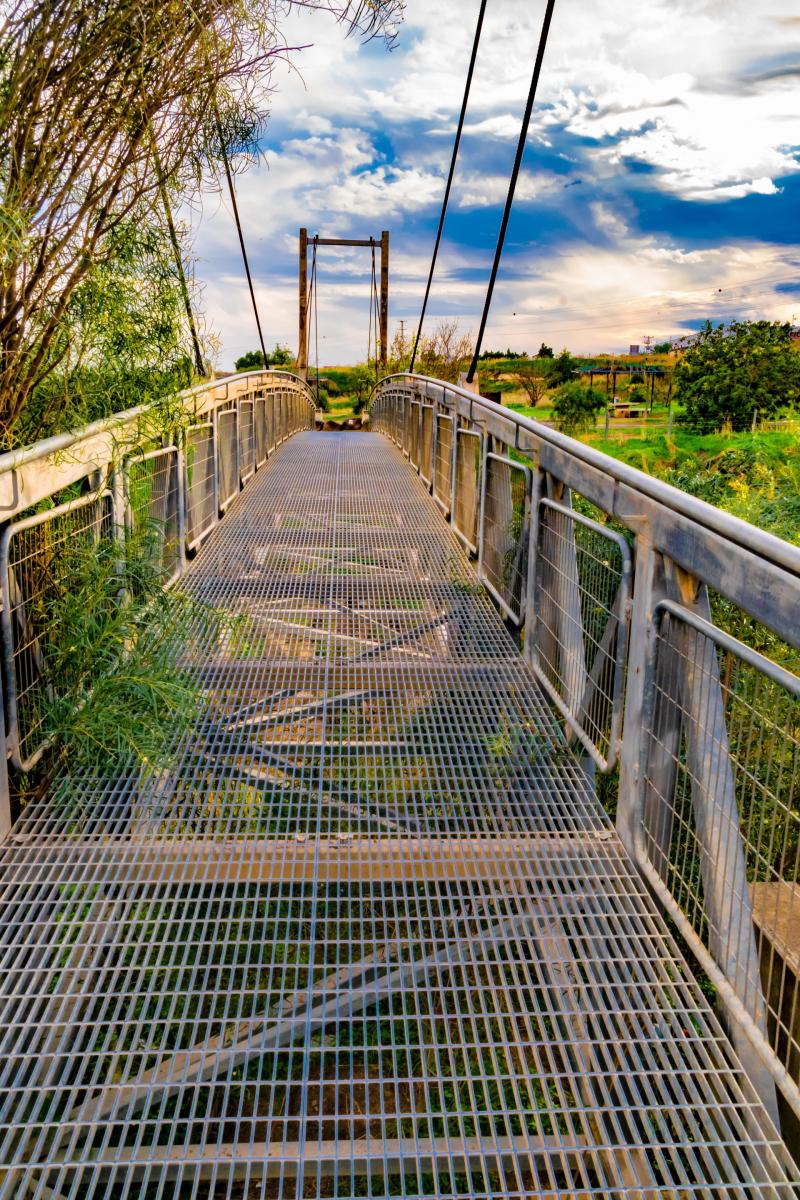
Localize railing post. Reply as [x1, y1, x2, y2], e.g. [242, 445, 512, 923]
[111, 459, 127, 600]
[616, 532, 662, 856]
[175, 432, 188, 579]
[523, 464, 544, 666]
[0, 660, 10, 841]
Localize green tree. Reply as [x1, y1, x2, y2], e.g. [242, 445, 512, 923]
[549, 348, 578, 385]
[537, 342, 554, 358]
[269, 342, 293, 366]
[235, 343, 293, 372]
[552, 382, 605, 434]
[654, 341, 671, 354]
[676, 320, 800, 432]
[235, 350, 266, 371]
[0, 0, 402, 443]
[512, 363, 549, 406]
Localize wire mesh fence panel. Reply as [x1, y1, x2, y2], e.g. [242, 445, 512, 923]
[478, 454, 531, 626]
[409, 400, 421, 470]
[217, 408, 239, 513]
[125, 448, 181, 585]
[278, 392, 287, 442]
[0, 491, 114, 771]
[239, 400, 255, 485]
[433, 413, 454, 515]
[638, 600, 800, 1092]
[185, 423, 217, 551]
[401, 396, 413, 457]
[255, 396, 268, 467]
[418, 403, 434, 488]
[529, 498, 631, 772]
[266, 394, 277, 454]
[452, 427, 482, 555]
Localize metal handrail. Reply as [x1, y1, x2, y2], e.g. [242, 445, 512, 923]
[370, 372, 800, 580]
[370, 369, 800, 1131]
[0, 370, 316, 834]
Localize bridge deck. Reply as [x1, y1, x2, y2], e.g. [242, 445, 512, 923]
[1, 431, 796, 1197]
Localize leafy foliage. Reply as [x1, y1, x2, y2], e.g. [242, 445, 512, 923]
[676, 320, 800, 432]
[17, 218, 197, 444]
[27, 518, 222, 807]
[551, 382, 605, 433]
[0, 0, 403, 442]
[537, 343, 554, 358]
[234, 343, 293, 371]
[548, 348, 579, 385]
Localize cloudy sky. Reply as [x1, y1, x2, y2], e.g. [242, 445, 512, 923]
[192, 0, 800, 367]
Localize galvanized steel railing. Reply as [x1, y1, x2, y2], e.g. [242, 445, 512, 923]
[0, 370, 316, 796]
[370, 372, 800, 1130]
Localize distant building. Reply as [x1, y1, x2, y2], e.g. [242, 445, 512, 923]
[629, 344, 640, 356]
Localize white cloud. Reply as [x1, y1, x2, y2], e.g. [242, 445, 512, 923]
[189, 0, 800, 364]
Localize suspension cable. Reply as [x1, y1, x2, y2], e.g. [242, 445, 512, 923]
[466, 0, 556, 384]
[213, 102, 268, 366]
[150, 134, 205, 378]
[409, 0, 487, 374]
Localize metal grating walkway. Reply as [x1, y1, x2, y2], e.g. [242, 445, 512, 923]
[1, 431, 797, 1197]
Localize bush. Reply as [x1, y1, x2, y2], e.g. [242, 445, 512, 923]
[676, 320, 800, 432]
[552, 382, 606, 434]
[548, 348, 578, 385]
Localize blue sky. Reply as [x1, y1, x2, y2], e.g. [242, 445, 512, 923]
[191, 0, 800, 366]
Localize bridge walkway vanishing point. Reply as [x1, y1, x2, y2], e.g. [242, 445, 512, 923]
[1, 427, 799, 1197]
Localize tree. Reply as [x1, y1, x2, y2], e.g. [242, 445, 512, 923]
[413, 320, 474, 383]
[349, 364, 375, 412]
[537, 342, 554, 358]
[235, 350, 266, 371]
[552, 382, 605, 434]
[654, 341, 671, 354]
[235, 342, 293, 371]
[549, 348, 578, 385]
[676, 320, 800, 432]
[512, 363, 549, 407]
[0, 0, 402, 443]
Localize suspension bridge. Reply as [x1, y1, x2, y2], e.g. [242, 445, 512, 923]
[0, 368, 798, 1198]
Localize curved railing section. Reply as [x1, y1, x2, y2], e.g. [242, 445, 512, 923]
[0, 370, 316, 781]
[371, 371, 800, 1129]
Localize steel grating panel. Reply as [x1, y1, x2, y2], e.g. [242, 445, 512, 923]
[0, 432, 797, 1198]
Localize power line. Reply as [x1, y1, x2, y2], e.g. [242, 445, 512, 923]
[213, 102, 268, 365]
[466, 0, 557, 383]
[150, 133, 205, 378]
[409, 0, 487, 374]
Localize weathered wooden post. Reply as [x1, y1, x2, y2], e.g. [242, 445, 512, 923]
[380, 230, 389, 368]
[298, 227, 308, 378]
